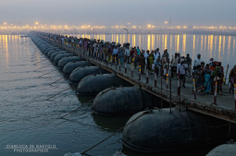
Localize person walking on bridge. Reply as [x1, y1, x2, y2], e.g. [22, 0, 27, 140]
[193, 54, 202, 70]
[171, 53, 179, 78]
[139, 53, 145, 74]
[229, 64, 236, 94]
[186, 54, 192, 77]
[177, 59, 187, 88]
[125, 47, 130, 64]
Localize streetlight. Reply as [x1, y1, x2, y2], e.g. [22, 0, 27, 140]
[124, 28, 129, 42]
[127, 23, 130, 29]
[92, 28, 95, 39]
[73, 28, 76, 36]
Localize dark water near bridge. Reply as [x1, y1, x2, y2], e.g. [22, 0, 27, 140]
[0, 34, 235, 156]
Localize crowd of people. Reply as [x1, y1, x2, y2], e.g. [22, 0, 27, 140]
[41, 32, 236, 95]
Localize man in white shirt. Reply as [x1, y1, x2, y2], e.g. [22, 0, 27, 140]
[153, 50, 160, 64]
[144, 50, 149, 65]
[177, 59, 188, 88]
[193, 54, 202, 70]
[124, 47, 130, 63]
[112, 46, 118, 62]
[171, 53, 179, 78]
[61, 37, 64, 44]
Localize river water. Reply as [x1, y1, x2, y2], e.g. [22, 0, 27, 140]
[0, 34, 235, 156]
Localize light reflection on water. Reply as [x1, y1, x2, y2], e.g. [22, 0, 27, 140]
[0, 35, 235, 156]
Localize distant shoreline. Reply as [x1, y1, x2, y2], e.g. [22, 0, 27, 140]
[1, 31, 236, 36]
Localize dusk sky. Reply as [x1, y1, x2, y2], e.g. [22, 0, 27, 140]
[1, 0, 236, 26]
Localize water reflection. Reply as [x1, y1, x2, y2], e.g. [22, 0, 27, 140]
[201, 35, 203, 52]
[147, 35, 150, 50]
[1, 35, 9, 69]
[193, 35, 196, 56]
[176, 35, 179, 52]
[222, 36, 225, 55]
[182, 34, 186, 55]
[152, 34, 155, 50]
[170, 35, 172, 52]
[164, 34, 168, 50]
[139, 35, 141, 48]
[233, 37, 235, 56]
[132, 34, 136, 47]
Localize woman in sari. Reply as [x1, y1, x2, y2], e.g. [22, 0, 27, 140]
[204, 64, 212, 93]
[147, 52, 154, 72]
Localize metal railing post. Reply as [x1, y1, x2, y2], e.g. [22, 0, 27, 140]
[234, 83, 236, 109]
[119, 59, 121, 71]
[193, 78, 197, 100]
[170, 77, 172, 114]
[115, 57, 117, 69]
[178, 76, 180, 95]
[125, 61, 127, 73]
[146, 68, 149, 83]
[213, 79, 217, 105]
[131, 63, 134, 77]
[154, 66, 157, 87]
[166, 74, 168, 89]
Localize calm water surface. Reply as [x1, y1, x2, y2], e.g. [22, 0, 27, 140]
[0, 34, 235, 156]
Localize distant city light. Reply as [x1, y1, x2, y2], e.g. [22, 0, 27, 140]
[165, 21, 168, 24]
[35, 22, 38, 25]
[4, 23, 7, 25]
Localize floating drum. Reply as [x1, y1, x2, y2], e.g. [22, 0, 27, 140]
[63, 61, 93, 75]
[54, 53, 74, 65]
[122, 109, 236, 153]
[206, 143, 236, 156]
[58, 56, 85, 67]
[50, 51, 67, 61]
[69, 66, 107, 83]
[47, 50, 64, 58]
[77, 74, 131, 96]
[92, 87, 152, 116]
